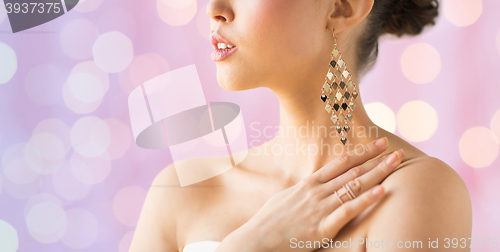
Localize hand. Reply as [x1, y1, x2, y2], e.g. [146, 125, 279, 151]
[241, 137, 406, 252]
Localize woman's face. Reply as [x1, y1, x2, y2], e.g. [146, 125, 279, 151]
[206, 0, 334, 92]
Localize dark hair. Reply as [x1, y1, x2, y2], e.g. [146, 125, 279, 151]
[356, 0, 439, 79]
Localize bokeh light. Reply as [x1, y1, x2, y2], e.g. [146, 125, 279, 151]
[25, 196, 68, 243]
[119, 231, 135, 252]
[61, 208, 99, 249]
[112, 186, 147, 227]
[118, 53, 170, 94]
[24, 137, 65, 175]
[157, 0, 197, 26]
[401, 43, 441, 84]
[70, 116, 111, 158]
[397, 100, 438, 142]
[60, 18, 100, 60]
[491, 109, 500, 144]
[196, 3, 211, 41]
[63, 61, 110, 114]
[364, 102, 396, 133]
[0, 42, 17, 85]
[459, 127, 499, 168]
[0, 220, 19, 252]
[443, 0, 483, 27]
[32, 119, 72, 152]
[31, 133, 66, 161]
[74, 0, 104, 13]
[24, 64, 66, 105]
[2, 143, 39, 184]
[70, 151, 112, 185]
[93, 31, 134, 73]
[52, 161, 93, 201]
[104, 118, 131, 160]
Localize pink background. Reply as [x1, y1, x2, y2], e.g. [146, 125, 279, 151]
[0, 0, 499, 251]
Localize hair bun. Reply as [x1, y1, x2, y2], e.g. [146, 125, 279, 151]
[382, 0, 439, 37]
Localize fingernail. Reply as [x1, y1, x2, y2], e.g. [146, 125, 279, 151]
[374, 137, 387, 147]
[371, 185, 383, 195]
[399, 149, 406, 158]
[384, 151, 399, 165]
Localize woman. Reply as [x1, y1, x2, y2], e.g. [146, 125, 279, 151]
[130, 0, 472, 251]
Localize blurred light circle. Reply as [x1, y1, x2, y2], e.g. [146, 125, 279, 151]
[61, 208, 99, 249]
[0, 220, 19, 252]
[60, 18, 100, 60]
[459, 127, 499, 168]
[25, 64, 65, 105]
[33, 119, 72, 152]
[31, 133, 66, 161]
[364, 102, 396, 133]
[70, 116, 111, 158]
[26, 201, 67, 243]
[491, 109, 500, 144]
[93, 31, 134, 73]
[119, 231, 135, 252]
[113, 186, 147, 227]
[0, 42, 17, 85]
[196, 3, 211, 41]
[68, 72, 105, 103]
[24, 193, 64, 218]
[70, 151, 112, 185]
[397, 100, 438, 142]
[63, 61, 109, 114]
[74, 0, 104, 12]
[401, 43, 441, 84]
[2, 143, 39, 184]
[24, 139, 64, 175]
[104, 118, 131, 160]
[52, 161, 93, 201]
[157, 0, 197, 26]
[443, 0, 482, 27]
[118, 52, 170, 94]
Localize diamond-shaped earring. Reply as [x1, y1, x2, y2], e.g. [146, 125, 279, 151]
[319, 31, 359, 145]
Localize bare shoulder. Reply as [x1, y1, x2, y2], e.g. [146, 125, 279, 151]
[129, 162, 182, 252]
[130, 155, 235, 252]
[365, 156, 473, 250]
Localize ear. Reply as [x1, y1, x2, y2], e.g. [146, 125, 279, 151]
[326, 0, 374, 33]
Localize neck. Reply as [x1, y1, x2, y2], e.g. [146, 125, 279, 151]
[258, 66, 382, 185]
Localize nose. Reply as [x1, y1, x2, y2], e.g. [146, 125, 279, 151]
[206, 0, 234, 24]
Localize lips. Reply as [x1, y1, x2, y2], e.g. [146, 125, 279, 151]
[210, 31, 237, 61]
[210, 32, 236, 49]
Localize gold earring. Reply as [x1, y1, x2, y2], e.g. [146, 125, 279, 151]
[320, 31, 358, 145]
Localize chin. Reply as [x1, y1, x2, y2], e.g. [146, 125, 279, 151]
[216, 71, 255, 91]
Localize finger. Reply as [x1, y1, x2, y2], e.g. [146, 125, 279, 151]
[314, 137, 389, 183]
[321, 149, 404, 211]
[314, 152, 389, 199]
[319, 185, 385, 239]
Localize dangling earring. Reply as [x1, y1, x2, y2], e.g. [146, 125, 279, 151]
[320, 31, 359, 145]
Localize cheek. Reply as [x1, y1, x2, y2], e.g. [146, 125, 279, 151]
[243, 0, 321, 66]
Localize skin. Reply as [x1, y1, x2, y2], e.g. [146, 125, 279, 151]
[129, 0, 472, 251]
